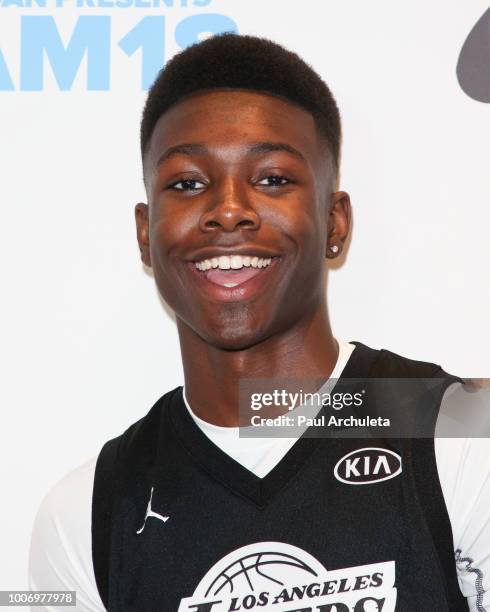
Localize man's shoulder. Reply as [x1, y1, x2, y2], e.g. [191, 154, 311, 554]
[33, 385, 183, 529]
[353, 340, 455, 379]
[29, 457, 100, 601]
[100, 386, 182, 463]
[34, 456, 97, 533]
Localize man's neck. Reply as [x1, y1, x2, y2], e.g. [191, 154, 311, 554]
[178, 303, 338, 426]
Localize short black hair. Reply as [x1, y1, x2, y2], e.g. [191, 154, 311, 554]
[140, 32, 341, 172]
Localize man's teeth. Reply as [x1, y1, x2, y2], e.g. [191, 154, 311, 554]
[194, 255, 273, 272]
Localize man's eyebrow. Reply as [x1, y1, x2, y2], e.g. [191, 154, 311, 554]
[156, 143, 208, 167]
[247, 141, 306, 163]
[155, 141, 306, 167]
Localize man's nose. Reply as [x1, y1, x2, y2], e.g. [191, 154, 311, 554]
[199, 178, 260, 233]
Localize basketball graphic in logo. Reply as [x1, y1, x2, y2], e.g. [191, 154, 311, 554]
[205, 549, 318, 598]
[178, 541, 396, 611]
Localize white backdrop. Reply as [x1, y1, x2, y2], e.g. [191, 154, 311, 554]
[1, 0, 489, 594]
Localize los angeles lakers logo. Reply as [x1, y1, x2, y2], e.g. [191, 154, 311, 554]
[178, 541, 397, 611]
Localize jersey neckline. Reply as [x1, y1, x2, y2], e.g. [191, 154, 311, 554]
[165, 340, 378, 508]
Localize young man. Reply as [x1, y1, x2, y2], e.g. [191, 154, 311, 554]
[29, 34, 489, 611]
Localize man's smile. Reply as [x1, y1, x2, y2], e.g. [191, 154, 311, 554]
[186, 251, 282, 303]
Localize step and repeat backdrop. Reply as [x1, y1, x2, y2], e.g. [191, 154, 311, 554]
[0, 0, 489, 590]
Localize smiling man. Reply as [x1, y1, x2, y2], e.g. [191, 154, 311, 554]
[29, 34, 489, 611]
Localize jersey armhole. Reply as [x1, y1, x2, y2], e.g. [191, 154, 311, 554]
[411, 371, 469, 611]
[92, 437, 120, 610]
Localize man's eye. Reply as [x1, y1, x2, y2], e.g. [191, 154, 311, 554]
[257, 176, 290, 187]
[169, 179, 205, 191]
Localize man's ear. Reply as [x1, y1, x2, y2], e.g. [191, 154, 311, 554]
[326, 190, 351, 259]
[135, 203, 151, 267]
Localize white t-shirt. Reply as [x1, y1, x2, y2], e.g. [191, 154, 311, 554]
[28, 341, 490, 611]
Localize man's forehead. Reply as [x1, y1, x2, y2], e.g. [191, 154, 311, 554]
[144, 89, 324, 170]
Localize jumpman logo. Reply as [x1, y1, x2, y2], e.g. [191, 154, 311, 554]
[136, 487, 170, 534]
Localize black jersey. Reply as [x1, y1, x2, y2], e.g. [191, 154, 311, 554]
[92, 341, 468, 611]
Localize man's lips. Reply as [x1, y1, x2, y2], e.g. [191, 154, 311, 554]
[186, 257, 281, 302]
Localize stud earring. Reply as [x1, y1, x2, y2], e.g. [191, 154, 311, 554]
[330, 244, 339, 254]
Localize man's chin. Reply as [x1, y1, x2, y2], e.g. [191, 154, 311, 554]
[201, 325, 271, 352]
[187, 313, 278, 352]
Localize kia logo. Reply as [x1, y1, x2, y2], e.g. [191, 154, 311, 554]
[334, 447, 402, 485]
